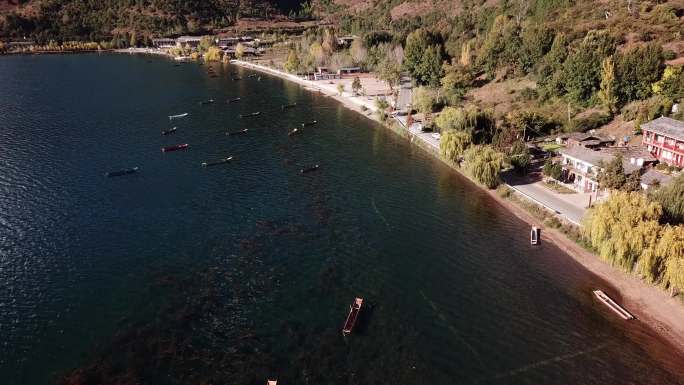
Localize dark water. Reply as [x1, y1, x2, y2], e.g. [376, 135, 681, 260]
[0, 54, 683, 385]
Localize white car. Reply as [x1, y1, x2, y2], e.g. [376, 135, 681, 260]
[431, 132, 441, 140]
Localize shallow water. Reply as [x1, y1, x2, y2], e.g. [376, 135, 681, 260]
[0, 53, 682, 385]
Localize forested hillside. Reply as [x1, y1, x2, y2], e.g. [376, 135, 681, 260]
[0, 0, 304, 42]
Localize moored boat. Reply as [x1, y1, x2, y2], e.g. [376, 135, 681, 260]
[161, 143, 189, 152]
[342, 297, 363, 336]
[232, 77, 242, 81]
[300, 164, 320, 174]
[240, 112, 261, 118]
[162, 127, 177, 135]
[530, 226, 540, 245]
[227, 128, 249, 136]
[282, 103, 297, 109]
[267, 380, 277, 385]
[301, 120, 317, 127]
[105, 167, 139, 177]
[593, 290, 634, 320]
[200, 99, 215, 105]
[168, 112, 189, 120]
[202, 156, 233, 167]
[228, 97, 241, 103]
[247, 74, 257, 78]
[288, 128, 300, 136]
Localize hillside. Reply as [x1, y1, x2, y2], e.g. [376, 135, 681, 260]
[0, 0, 306, 42]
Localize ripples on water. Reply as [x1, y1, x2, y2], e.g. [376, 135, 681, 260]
[0, 54, 683, 385]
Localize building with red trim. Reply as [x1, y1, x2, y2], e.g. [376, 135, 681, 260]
[641, 117, 684, 166]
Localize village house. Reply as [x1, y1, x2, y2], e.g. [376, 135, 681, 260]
[641, 117, 684, 167]
[555, 132, 615, 149]
[640, 169, 673, 190]
[558, 146, 643, 193]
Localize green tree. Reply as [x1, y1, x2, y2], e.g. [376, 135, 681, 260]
[614, 43, 664, 105]
[543, 160, 563, 180]
[199, 36, 214, 53]
[403, 29, 432, 78]
[440, 130, 472, 162]
[413, 86, 437, 114]
[597, 155, 626, 190]
[562, 30, 616, 104]
[583, 191, 662, 271]
[598, 56, 618, 114]
[284, 49, 300, 73]
[653, 173, 684, 224]
[434, 106, 473, 131]
[416, 44, 444, 87]
[351, 76, 362, 95]
[509, 140, 531, 171]
[463, 145, 505, 188]
[476, 15, 522, 75]
[537, 33, 568, 97]
[378, 57, 401, 92]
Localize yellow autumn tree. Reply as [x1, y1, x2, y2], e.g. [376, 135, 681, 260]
[583, 192, 662, 272]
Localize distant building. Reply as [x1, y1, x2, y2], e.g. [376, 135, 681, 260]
[558, 146, 642, 193]
[176, 36, 202, 48]
[216, 37, 239, 48]
[151, 38, 176, 49]
[641, 117, 684, 166]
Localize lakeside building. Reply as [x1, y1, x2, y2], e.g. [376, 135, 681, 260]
[176, 36, 202, 48]
[640, 169, 673, 190]
[151, 38, 176, 49]
[641, 117, 684, 166]
[558, 146, 644, 193]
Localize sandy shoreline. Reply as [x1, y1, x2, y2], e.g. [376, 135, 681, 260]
[232, 58, 684, 354]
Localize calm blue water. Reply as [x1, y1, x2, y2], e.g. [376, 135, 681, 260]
[0, 54, 683, 385]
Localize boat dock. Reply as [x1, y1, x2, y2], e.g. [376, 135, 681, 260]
[593, 290, 634, 320]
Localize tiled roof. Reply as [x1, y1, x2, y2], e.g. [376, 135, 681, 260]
[560, 146, 642, 174]
[641, 117, 684, 140]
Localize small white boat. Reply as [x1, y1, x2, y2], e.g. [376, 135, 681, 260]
[593, 290, 634, 320]
[168, 112, 189, 120]
[530, 226, 540, 245]
[267, 380, 277, 385]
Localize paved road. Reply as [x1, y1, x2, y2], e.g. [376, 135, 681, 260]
[503, 174, 589, 225]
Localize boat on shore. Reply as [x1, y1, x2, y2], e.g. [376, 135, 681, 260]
[227, 128, 249, 136]
[247, 74, 257, 78]
[593, 290, 634, 320]
[282, 103, 297, 109]
[105, 167, 139, 177]
[530, 227, 540, 245]
[232, 77, 242, 81]
[202, 156, 233, 167]
[300, 164, 320, 174]
[301, 120, 317, 127]
[288, 128, 300, 136]
[162, 127, 177, 135]
[161, 143, 189, 152]
[240, 112, 261, 118]
[168, 112, 189, 120]
[200, 99, 215, 105]
[342, 297, 363, 336]
[228, 98, 241, 103]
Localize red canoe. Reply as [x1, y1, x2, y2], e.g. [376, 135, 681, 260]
[342, 297, 363, 336]
[161, 143, 189, 152]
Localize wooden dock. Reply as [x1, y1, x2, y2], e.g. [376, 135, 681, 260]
[593, 290, 634, 320]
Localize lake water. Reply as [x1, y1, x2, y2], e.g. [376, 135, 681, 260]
[0, 53, 683, 385]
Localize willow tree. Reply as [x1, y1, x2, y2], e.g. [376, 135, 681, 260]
[463, 145, 504, 188]
[583, 191, 662, 272]
[440, 130, 472, 163]
[205, 46, 222, 62]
